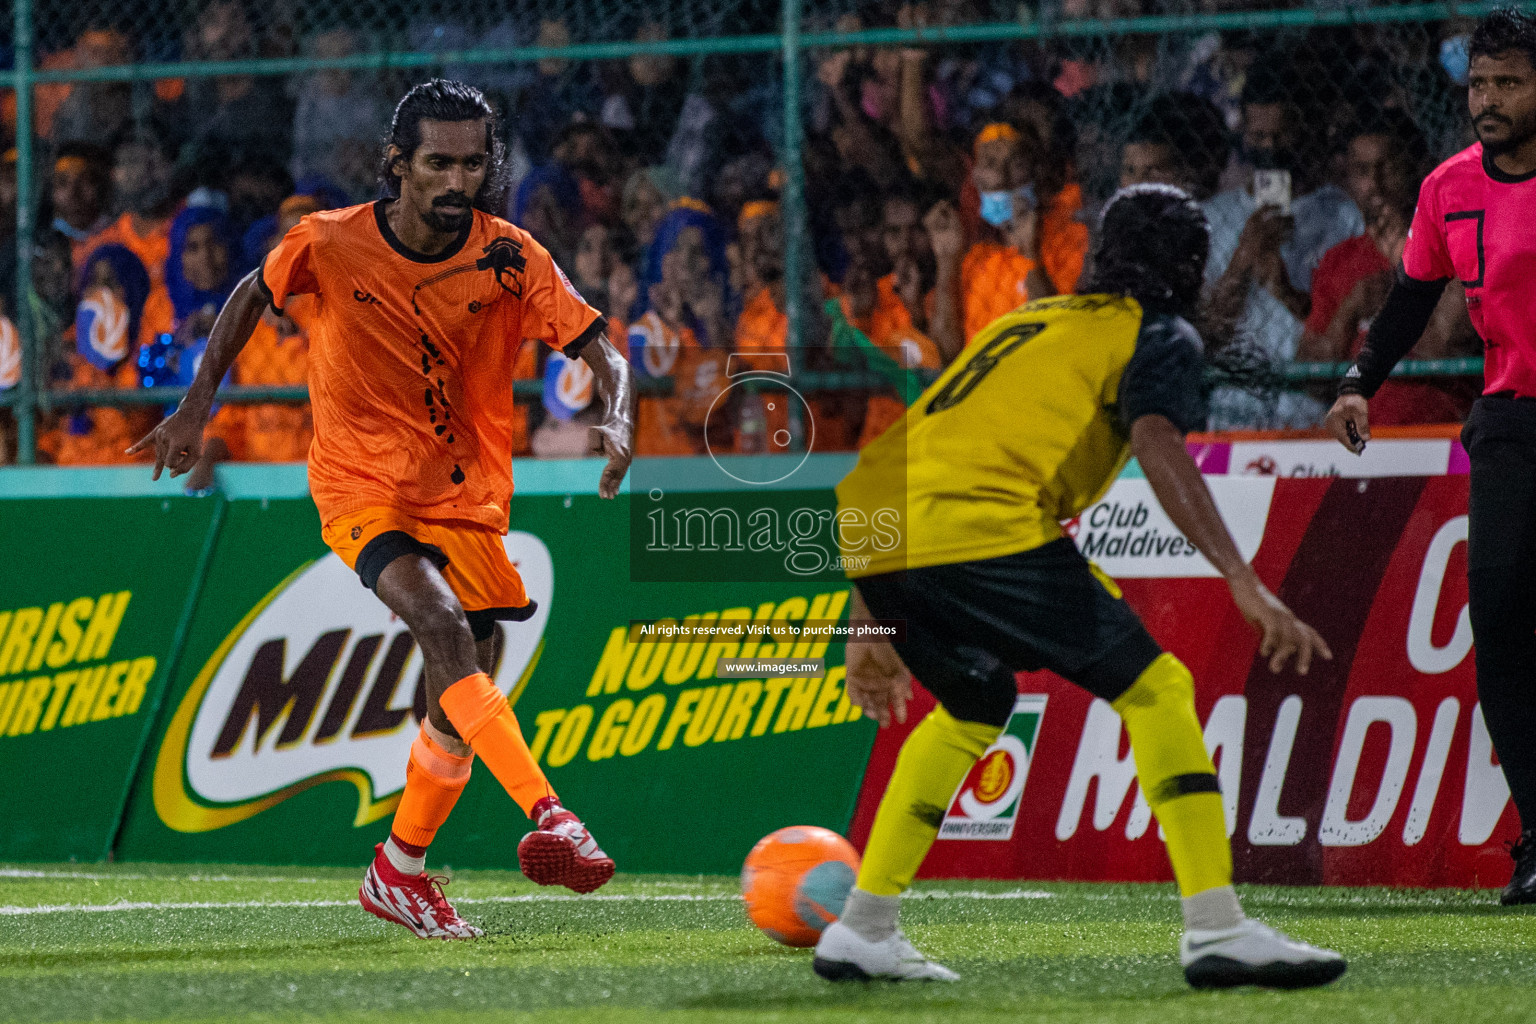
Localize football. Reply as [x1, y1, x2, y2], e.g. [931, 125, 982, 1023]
[740, 826, 861, 947]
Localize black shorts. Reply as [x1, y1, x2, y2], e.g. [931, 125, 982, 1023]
[855, 538, 1163, 727]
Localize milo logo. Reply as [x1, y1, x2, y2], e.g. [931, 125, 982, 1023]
[152, 533, 553, 833]
[938, 695, 1047, 841]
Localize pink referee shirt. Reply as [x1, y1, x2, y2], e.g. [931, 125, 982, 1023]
[1403, 142, 1536, 397]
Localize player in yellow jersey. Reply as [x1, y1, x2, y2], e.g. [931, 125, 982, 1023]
[818, 185, 1346, 989]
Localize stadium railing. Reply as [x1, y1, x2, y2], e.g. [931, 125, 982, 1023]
[2, 0, 1503, 463]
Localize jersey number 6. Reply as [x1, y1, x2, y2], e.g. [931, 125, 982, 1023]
[925, 322, 1045, 415]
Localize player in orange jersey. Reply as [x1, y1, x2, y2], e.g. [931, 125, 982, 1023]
[131, 80, 635, 938]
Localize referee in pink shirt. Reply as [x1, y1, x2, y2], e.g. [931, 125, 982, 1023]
[1327, 8, 1536, 905]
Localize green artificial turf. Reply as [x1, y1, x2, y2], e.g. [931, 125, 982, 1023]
[2, 863, 1533, 1024]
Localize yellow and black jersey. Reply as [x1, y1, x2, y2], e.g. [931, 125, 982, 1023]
[835, 294, 1206, 578]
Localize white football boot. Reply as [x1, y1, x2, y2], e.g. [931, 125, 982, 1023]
[1181, 917, 1347, 989]
[812, 920, 960, 982]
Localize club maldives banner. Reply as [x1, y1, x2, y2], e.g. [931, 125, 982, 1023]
[849, 474, 1518, 889]
[112, 491, 874, 873]
[1187, 430, 1468, 479]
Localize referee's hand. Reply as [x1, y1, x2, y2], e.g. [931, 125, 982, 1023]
[1325, 394, 1370, 455]
[1229, 571, 1333, 676]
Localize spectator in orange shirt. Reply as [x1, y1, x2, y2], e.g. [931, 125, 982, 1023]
[88, 126, 181, 289]
[229, 195, 324, 462]
[841, 183, 949, 448]
[38, 243, 156, 466]
[932, 121, 1089, 355]
[629, 204, 733, 455]
[48, 143, 113, 272]
[735, 198, 854, 451]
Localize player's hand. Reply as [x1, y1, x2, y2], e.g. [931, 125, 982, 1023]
[588, 422, 632, 499]
[127, 403, 210, 480]
[1229, 572, 1333, 676]
[1325, 393, 1371, 454]
[845, 638, 914, 728]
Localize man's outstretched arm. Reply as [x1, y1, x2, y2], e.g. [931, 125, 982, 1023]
[578, 333, 635, 500]
[1131, 413, 1332, 675]
[127, 270, 268, 479]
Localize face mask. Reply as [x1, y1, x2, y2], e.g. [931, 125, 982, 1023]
[1440, 35, 1470, 86]
[979, 185, 1037, 228]
[979, 189, 1014, 227]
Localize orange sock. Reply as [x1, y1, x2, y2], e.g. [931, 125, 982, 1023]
[439, 672, 556, 817]
[390, 727, 473, 848]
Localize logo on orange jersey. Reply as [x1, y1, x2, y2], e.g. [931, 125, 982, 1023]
[477, 237, 527, 297]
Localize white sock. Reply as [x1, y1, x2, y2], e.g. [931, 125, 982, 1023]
[383, 836, 425, 876]
[1182, 885, 1244, 933]
[838, 887, 900, 942]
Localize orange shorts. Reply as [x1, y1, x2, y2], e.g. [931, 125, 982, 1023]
[322, 507, 536, 636]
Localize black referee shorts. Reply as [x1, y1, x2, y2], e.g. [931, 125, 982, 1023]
[854, 538, 1163, 728]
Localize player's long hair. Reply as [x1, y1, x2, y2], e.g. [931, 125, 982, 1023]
[379, 79, 509, 214]
[1082, 183, 1280, 403]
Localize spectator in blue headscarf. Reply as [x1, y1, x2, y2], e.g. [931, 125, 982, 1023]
[167, 207, 240, 330]
[138, 207, 241, 390]
[637, 200, 732, 329]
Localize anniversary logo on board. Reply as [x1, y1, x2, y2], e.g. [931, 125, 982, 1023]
[938, 695, 1047, 841]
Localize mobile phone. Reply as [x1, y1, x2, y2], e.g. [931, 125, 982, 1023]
[1253, 169, 1292, 216]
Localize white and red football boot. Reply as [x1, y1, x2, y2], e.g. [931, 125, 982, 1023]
[359, 843, 483, 939]
[517, 797, 615, 894]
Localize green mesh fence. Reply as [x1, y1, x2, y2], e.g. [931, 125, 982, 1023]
[0, 1, 1508, 464]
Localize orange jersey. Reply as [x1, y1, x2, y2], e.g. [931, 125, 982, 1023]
[86, 212, 172, 290]
[629, 310, 728, 456]
[736, 284, 861, 452]
[260, 201, 604, 529]
[960, 184, 1089, 343]
[857, 275, 943, 449]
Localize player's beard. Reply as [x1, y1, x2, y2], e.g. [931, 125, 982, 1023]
[1476, 109, 1536, 156]
[423, 192, 475, 233]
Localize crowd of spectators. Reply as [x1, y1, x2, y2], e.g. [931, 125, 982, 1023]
[0, 1, 1488, 468]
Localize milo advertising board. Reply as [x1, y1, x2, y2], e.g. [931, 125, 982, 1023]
[115, 489, 876, 873]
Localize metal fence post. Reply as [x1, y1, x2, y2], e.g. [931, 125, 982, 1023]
[780, 0, 805, 355]
[12, 0, 36, 464]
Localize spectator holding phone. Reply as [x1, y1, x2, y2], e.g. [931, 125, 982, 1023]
[1203, 67, 1364, 428]
[1298, 110, 1474, 425]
